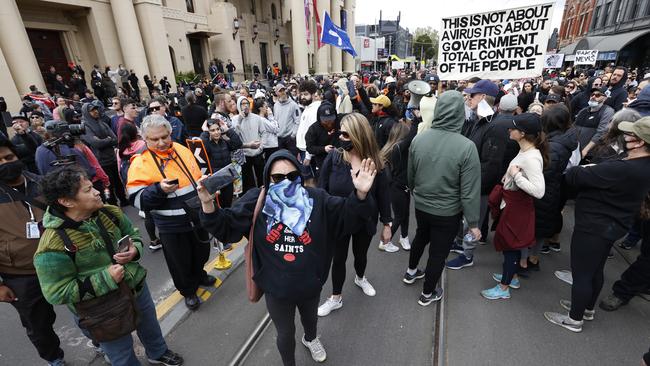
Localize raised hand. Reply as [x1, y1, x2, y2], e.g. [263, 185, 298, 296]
[352, 158, 377, 200]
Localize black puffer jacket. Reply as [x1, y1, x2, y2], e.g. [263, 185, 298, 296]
[534, 128, 578, 238]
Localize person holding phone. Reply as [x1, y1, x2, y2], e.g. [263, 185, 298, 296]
[126, 114, 213, 311]
[200, 118, 242, 208]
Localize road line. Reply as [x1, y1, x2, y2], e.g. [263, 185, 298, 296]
[227, 313, 272, 366]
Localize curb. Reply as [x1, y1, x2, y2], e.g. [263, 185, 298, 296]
[158, 242, 247, 337]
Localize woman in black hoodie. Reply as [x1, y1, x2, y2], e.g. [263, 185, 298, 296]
[198, 150, 377, 366]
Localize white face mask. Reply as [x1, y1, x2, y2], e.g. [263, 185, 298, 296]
[588, 100, 600, 108]
[477, 99, 494, 118]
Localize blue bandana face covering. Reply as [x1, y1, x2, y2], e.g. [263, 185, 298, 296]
[262, 177, 314, 236]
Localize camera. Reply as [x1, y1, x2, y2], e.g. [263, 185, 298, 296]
[43, 120, 86, 148]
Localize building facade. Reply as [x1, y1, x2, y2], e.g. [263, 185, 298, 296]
[558, 0, 596, 48]
[0, 0, 356, 111]
[355, 14, 413, 60]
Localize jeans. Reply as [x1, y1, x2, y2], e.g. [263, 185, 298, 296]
[3, 274, 64, 362]
[569, 230, 613, 320]
[462, 195, 488, 259]
[265, 293, 319, 366]
[501, 250, 521, 285]
[408, 209, 462, 295]
[331, 230, 373, 295]
[242, 154, 265, 193]
[75, 283, 168, 366]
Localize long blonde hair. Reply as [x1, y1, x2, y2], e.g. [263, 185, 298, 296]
[340, 113, 384, 171]
[380, 121, 410, 164]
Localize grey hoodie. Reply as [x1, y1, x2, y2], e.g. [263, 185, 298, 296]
[81, 103, 117, 166]
[408, 91, 481, 226]
[273, 97, 301, 138]
[232, 96, 265, 157]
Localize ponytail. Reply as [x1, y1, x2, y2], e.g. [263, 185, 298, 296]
[534, 132, 550, 169]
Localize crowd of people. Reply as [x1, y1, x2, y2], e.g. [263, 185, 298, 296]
[0, 58, 649, 366]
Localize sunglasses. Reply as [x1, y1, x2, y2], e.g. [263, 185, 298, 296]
[591, 93, 604, 98]
[148, 105, 162, 112]
[339, 131, 350, 139]
[30, 116, 40, 119]
[270, 171, 301, 183]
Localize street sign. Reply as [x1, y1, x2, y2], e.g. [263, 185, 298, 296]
[186, 139, 213, 174]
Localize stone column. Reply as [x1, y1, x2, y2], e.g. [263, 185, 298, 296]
[290, 0, 309, 75]
[329, 0, 343, 74]
[0, 46, 23, 113]
[343, 0, 356, 73]
[315, 0, 330, 74]
[134, 0, 176, 89]
[0, 0, 46, 94]
[110, 0, 150, 85]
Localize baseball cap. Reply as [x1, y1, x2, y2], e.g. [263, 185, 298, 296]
[317, 102, 337, 122]
[274, 83, 287, 92]
[545, 94, 562, 104]
[499, 94, 518, 112]
[464, 80, 499, 97]
[11, 114, 29, 122]
[618, 117, 650, 144]
[425, 74, 440, 83]
[369, 94, 391, 108]
[510, 113, 542, 136]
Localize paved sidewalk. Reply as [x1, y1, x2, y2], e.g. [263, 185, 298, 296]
[443, 204, 650, 366]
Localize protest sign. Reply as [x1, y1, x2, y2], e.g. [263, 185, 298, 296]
[437, 2, 555, 80]
[391, 61, 405, 70]
[544, 53, 564, 68]
[574, 50, 598, 65]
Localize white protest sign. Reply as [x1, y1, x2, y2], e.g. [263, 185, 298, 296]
[574, 50, 598, 65]
[437, 2, 555, 80]
[544, 53, 564, 68]
[391, 61, 404, 70]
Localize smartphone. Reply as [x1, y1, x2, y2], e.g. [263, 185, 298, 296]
[203, 165, 238, 195]
[117, 235, 131, 253]
[167, 178, 179, 185]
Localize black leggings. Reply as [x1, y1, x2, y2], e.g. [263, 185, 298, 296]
[501, 250, 521, 285]
[570, 229, 613, 320]
[390, 185, 410, 238]
[613, 219, 650, 301]
[408, 210, 461, 295]
[331, 230, 373, 295]
[265, 294, 319, 366]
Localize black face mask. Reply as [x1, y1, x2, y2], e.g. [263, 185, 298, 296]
[0, 160, 25, 185]
[339, 140, 353, 151]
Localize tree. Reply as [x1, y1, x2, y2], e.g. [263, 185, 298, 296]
[413, 27, 439, 61]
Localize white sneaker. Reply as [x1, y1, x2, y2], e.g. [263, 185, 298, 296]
[354, 276, 376, 296]
[399, 236, 411, 250]
[138, 210, 146, 218]
[378, 241, 399, 252]
[302, 335, 327, 362]
[317, 296, 342, 316]
[554, 270, 573, 285]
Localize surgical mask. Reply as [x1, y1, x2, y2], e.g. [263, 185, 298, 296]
[0, 160, 25, 184]
[477, 99, 494, 118]
[339, 140, 353, 151]
[588, 100, 600, 108]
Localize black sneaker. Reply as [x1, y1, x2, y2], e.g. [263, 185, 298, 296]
[149, 240, 163, 251]
[607, 250, 615, 259]
[540, 245, 551, 254]
[418, 289, 443, 306]
[200, 275, 217, 287]
[618, 241, 637, 250]
[549, 242, 561, 252]
[148, 349, 184, 365]
[184, 295, 200, 311]
[527, 259, 540, 271]
[403, 269, 425, 284]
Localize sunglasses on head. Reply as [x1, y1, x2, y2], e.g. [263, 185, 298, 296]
[148, 105, 162, 112]
[270, 171, 301, 183]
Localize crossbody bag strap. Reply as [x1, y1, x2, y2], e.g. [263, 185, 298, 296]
[0, 182, 48, 211]
[249, 188, 266, 245]
[95, 214, 117, 264]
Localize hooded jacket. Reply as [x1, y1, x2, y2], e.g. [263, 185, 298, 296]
[628, 87, 650, 116]
[408, 91, 481, 226]
[232, 96, 265, 157]
[200, 150, 376, 300]
[33, 205, 146, 311]
[605, 68, 628, 112]
[273, 98, 301, 138]
[81, 103, 118, 166]
[570, 77, 598, 117]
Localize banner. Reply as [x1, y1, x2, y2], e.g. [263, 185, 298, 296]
[185, 139, 213, 175]
[304, 0, 311, 46]
[437, 2, 555, 80]
[313, 0, 323, 48]
[321, 12, 357, 57]
[574, 50, 598, 65]
[543, 53, 564, 68]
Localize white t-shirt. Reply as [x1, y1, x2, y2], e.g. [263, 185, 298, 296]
[296, 100, 321, 151]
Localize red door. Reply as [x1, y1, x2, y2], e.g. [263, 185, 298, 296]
[26, 29, 70, 89]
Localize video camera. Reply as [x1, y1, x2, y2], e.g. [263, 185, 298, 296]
[43, 120, 85, 148]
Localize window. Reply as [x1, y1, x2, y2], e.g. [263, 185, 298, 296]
[592, 5, 601, 28]
[615, 0, 624, 22]
[251, 0, 256, 15]
[186, 0, 194, 13]
[603, 2, 611, 26]
[630, 0, 640, 19]
[271, 3, 277, 20]
[579, 13, 586, 34]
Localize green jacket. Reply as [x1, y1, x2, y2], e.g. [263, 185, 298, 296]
[408, 90, 481, 226]
[34, 205, 146, 311]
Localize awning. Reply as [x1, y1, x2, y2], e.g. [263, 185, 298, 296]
[590, 29, 650, 52]
[187, 30, 220, 37]
[558, 40, 580, 55]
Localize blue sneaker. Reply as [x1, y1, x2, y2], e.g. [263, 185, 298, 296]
[481, 284, 511, 300]
[48, 358, 66, 366]
[492, 273, 521, 289]
[446, 255, 474, 270]
[450, 241, 463, 255]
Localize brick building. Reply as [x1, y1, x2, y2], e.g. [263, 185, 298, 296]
[558, 0, 596, 48]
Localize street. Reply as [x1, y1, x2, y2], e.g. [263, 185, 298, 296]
[3, 203, 649, 365]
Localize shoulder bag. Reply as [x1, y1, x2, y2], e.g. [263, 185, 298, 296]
[246, 188, 266, 303]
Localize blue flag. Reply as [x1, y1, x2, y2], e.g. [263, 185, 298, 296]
[320, 12, 357, 57]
